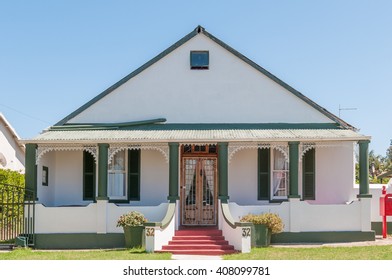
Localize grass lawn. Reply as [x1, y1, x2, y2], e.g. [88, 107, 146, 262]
[0, 247, 172, 260]
[1, 245, 392, 260]
[224, 245, 392, 260]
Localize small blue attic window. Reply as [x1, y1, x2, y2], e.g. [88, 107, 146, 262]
[190, 51, 209, 69]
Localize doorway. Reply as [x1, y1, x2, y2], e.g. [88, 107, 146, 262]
[180, 145, 218, 226]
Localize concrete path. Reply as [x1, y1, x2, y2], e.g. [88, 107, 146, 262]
[171, 254, 223, 260]
[271, 235, 392, 248]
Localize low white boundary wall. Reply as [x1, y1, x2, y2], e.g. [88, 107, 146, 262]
[218, 201, 251, 253]
[35, 202, 168, 234]
[228, 198, 370, 232]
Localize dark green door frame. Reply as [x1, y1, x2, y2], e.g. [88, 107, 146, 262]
[168, 143, 179, 202]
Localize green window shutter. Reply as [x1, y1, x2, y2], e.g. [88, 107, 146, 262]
[83, 151, 96, 200]
[303, 148, 315, 200]
[258, 148, 270, 200]
[128, 149, 140, 201]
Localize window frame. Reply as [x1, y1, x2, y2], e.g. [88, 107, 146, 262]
[107, 149, 141, 203]
[271, 149, 289, 201]
[108, 150, 128, 201]
[258, 148, 290, 202]
[190, 51, 209, 70]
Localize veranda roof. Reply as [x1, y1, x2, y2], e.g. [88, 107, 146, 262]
[24, 128, 370, 144]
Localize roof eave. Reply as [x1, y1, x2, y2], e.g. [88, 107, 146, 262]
[22, 136, 371, 145]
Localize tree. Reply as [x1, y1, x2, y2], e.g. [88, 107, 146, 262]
[384, 144, 392, 171]
[355, 145, 392, 184]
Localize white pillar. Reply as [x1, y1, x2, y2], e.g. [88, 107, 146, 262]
[359, 197, 372, 231]
[289, 198, 301, 232]
[96, 199, 108, 234]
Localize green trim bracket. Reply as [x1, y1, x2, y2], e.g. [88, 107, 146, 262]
[145, 202, 176, 230]
[220, 200, 252, 229]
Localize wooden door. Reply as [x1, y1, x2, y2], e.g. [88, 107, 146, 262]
[181, 157, 217, 226]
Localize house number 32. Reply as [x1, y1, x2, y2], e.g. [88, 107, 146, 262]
[242, 228, 251, 237]
[146, 228, 155, 237]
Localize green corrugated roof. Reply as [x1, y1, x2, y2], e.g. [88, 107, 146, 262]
[24, 129, 370, 144]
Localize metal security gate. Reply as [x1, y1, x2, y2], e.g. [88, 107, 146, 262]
[0, 183, 35, 247]
[181, 157, 217, 226]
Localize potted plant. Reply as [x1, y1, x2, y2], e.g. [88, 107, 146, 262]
[116, 211, 148, 248]
[240, 213, 284, 247]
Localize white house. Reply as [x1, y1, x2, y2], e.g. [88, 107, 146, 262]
[0, 113, 25, 172]
[23, 26, 374, 251]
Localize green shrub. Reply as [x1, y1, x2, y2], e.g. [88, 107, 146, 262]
[116, 211, 148, 227]
[240, 213, 284, 234]
[0, 169, 25, 187]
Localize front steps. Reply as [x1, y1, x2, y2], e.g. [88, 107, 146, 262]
[156, 228, 237, 255]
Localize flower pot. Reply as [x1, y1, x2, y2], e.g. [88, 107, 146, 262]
[252, 224, 272, 247]
[123, 226, 145, 248]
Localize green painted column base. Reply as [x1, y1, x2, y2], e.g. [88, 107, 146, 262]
[271, 231, 375, 244]
[371, 222, 392, 235]
[167, 196, 179, 202]
[357, 194, 373, 198]
[34, 233, 125, 249]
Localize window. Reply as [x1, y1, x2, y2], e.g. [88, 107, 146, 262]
[182, 144, 217, 155]
[303, 148, 315, 200]
[83, 151, 96, 200]
[42, 166, 49, 186]
[107, 150, 140, 201]
[190, 51, 209, 69]
[258, 148, 289, 201]
[108, 150, 127, 200]
[272, 150, 289, 200]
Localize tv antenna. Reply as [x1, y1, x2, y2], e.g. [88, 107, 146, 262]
[339, 104, 357, 118]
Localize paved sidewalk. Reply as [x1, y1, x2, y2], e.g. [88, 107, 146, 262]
[271, 235, 392, 248]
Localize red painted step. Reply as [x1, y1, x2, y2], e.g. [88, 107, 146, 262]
[156, 227, 238, 256]
[173, 235, 225, 240]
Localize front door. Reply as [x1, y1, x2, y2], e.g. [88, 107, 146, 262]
[181, 157, 217, 226]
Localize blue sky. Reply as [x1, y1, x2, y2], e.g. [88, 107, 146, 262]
[0, 1, 391, 155]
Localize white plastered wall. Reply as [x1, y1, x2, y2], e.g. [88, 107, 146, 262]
[0, 121, 24, 172]
[228, 149, 259, 205]
[37, 151, 56, 206]
[136, 149, 169, 206]
[312, 142, 355, 204]
[68, 34, 333, 125]
[228, 142, 356, 205]
[53, 151, 84, 206]
[37, 149, 169, 207]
